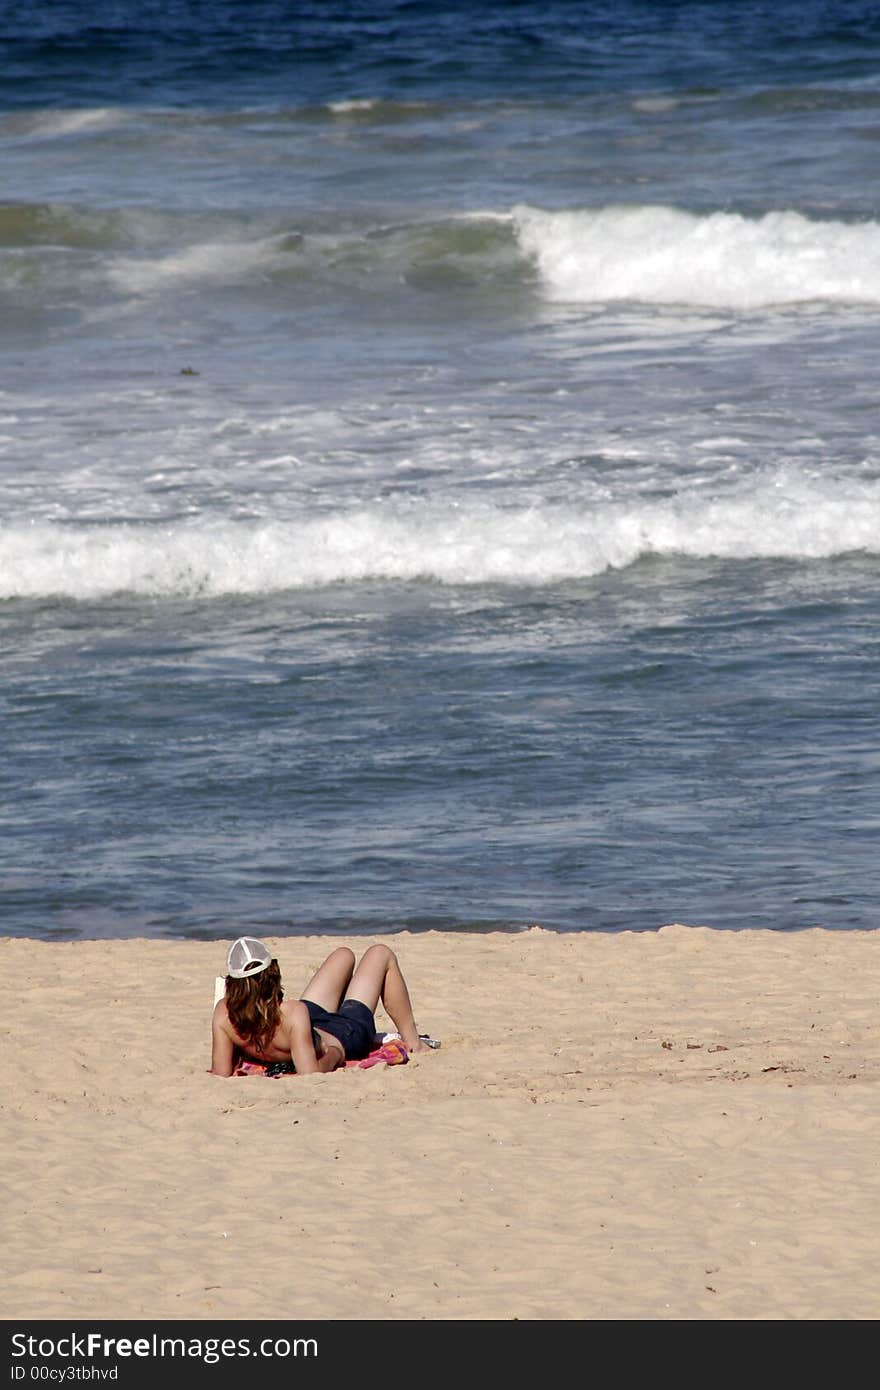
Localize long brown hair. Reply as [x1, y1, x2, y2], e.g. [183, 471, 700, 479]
[225, 960, 283, 1054]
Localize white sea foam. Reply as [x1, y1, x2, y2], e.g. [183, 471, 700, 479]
[3, 477, 878, 598]
[327, 98, 381, 114]
[513, 204, 880, 308]
[106, 235, 292, 294]
[326, 97, 432, 116]
[7, 107, 130, 139]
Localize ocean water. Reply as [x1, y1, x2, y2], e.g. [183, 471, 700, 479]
[2, 0, 879, 940]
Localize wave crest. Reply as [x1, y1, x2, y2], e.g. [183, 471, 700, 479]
[6, 200, 880, 309]
[3, 480, 878, 599]
[513, 204, 880, 308]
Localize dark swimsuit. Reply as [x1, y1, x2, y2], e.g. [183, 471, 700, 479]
[302, 998, 377, 1062]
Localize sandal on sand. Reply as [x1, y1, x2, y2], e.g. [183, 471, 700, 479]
[381, 1031, 442, 1049]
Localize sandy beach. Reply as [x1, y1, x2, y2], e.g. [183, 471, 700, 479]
[2, 926, 878, 1322]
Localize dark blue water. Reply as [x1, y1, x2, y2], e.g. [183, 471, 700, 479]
[2, 1, 879, 938]
[5, 2, 880, 109]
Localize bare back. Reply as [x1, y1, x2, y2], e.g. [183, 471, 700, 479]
[210, 997, 343, 1075]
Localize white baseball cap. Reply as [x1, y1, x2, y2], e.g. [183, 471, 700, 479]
[226, 936, 273, 979]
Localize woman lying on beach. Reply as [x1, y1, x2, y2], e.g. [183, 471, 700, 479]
[210, 936, 431, 1076]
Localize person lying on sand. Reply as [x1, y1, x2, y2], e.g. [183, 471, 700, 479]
[210, 937, 432, 1076]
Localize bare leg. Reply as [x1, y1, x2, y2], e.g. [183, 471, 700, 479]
[299, 947, 355, 1012]
[343, 945, 429, 1053]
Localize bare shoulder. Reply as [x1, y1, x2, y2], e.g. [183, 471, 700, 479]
[280, 999, 312, 1029]
[212, 998, 232, 1031]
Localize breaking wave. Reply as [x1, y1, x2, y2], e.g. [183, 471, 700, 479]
[513, 204, 880, 308]
[3, 477, 879, 599]
[6, 198, 880, 309]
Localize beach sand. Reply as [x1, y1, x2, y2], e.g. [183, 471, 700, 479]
[2, 926, 878, 1322]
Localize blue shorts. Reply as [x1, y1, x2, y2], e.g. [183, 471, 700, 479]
[301, 998, 377, 1061]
